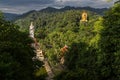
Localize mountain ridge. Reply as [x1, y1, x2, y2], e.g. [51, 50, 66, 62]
[3, 13, 20, 21]
[39, 6, 108, 14]
[4, 6, 108, 21]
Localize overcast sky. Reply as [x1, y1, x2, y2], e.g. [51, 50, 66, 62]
[0, 0, 116, 14]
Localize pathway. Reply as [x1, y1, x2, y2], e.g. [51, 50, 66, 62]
[35, 45, 54, 80]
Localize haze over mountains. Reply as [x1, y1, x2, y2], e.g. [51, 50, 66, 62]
[3, 6, 108, 21]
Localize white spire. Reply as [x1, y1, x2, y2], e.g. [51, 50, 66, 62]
[29, 22, 35, 38]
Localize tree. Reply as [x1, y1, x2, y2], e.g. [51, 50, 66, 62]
[0, 14, 36, 80]
[99, 2, 120, 80]
[0, 12, 4, 19]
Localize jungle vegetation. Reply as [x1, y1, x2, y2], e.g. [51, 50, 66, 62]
[0, 1, 119, 80]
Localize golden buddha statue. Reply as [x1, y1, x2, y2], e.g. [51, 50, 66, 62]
[80, 11, 88, 22]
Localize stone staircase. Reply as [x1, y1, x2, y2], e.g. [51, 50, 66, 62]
[35, 46, 54, 80]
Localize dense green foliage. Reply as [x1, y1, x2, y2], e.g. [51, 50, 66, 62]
[14, 2, 120, 80]
[15, 7, 106, 33]
[98, 3, 120, 80]
[54, 2, 120, 80]
[0, 16, 34, 80]
[0, 13, 47, 80]
[15, 10, 99, 64]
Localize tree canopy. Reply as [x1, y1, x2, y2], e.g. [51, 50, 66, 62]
[0, 14, 36, 80]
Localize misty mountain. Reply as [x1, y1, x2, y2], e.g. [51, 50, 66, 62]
[4, 6, 108, 21]
[39, 6, 108, 15]
[3, 13, 20, 21]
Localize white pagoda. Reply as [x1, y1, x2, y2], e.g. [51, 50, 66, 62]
[29, 22, 35, 38]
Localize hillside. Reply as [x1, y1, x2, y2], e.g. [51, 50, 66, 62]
[3, 6, 107, 21]
[3, 13, 20, 21]
[15, 7, 102, 72]
[1, 1, 120, 80]
[14, 6, 107, 31]
[40, 6, 107, 15]
[14, 6, 105, 63]
[14, 3, 120, 80]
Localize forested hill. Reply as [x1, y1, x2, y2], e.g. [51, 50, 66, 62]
[40, 6, 107, 14]
[14, 7, 105, 65]
[1, 2, 120, 80]
[14, 6, 107, 21]
[14, 6, 107, 31]
[14, 4, 105, 71]
[3, 13, 20, 21]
